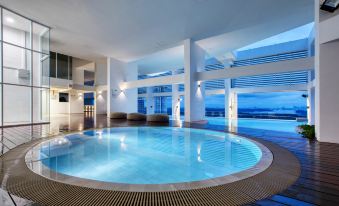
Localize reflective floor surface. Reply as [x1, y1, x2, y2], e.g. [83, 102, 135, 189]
[1, 113, 338, 205]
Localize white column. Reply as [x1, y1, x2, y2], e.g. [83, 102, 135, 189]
[315, 41, 339, 143]
[228, 91, 238, 132]
[224, 79, 231, 119]
[184, 39, 206, 122]
[172, 84, 180, 120]
[172, 69, 180, 120]
[229, 92, 238, 120]
[307, 87, 315, 125]
[146, 87, 155, 114]
[315, 0, 339, 143]
[107, 57, 137, 116]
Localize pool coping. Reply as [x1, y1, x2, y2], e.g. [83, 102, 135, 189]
[0, 124, 301, 206]
[24, 128, 273, 192]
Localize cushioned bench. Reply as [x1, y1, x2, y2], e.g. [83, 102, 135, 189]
[127, 113, 147, 121]
[147, 114, 169, 122]
[110, 112, 127, 119]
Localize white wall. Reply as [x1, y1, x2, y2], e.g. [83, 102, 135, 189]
[107, 57, 137, 115]
[50, 91, 70, 114]
[184, 39, 206, 122]
[95, 59, 108, 114]
[96, 90, 107, 115]
[95, 59, 107, 86]
[69, 91, 84, 114]
[317, 40, 339, 143]
[72, 58, 95, 85]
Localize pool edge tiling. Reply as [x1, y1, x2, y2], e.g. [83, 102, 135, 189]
[24, 128, 273, 192]
[0, 127, 301, 206]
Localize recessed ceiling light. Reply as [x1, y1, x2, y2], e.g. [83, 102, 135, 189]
[5, 17, 15, 24]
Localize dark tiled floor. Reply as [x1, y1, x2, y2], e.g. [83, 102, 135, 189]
[1, 113, 339, 206]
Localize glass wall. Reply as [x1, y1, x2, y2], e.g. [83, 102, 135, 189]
[154, 96, 171, 114]
[1, 7, 50, 126]
[137, 97, 146, 114]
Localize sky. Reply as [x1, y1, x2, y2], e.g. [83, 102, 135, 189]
[205, 91, 307, 109]
[237, 22, 314, 51]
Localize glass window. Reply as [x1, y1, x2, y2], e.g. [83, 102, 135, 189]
[3, 84, 31, 125]
[33, 22, 49, 54]
[33, 88, 50, 123]
[3, 9, 31, 48]
[138, 97, 146, 114]
[57, 53, 68, 79]
[3, 43, 31, 85]
[33, 52, 49, 87]
[154, 96, 172, 114]
[69, 57, 72, 80]
[205, 95, 225, 117]
[50, 52, 56, 78]
[0, 7, 50, 127]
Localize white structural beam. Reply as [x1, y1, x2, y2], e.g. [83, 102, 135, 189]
[206, 89, 225, 95]
[231, 84, 308, 94]
[139, 84, 308, 97]
[197, 57, 314, 81]
[120, 74, 184, 90]
[139, 92, 183, 98]
[120, 57, 313, 90]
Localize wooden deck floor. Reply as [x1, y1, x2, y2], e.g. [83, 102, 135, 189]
[1, 114, 339, 206]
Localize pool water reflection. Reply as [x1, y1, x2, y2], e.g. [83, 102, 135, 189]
[30, 127, 263, 184]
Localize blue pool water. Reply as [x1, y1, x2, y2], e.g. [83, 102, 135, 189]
[206, 117, 305, 133]
[39, 127, 262, 184]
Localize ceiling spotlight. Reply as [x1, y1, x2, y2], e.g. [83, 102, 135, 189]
[5, 17, 15, 24]
[321, 0, 339, 12]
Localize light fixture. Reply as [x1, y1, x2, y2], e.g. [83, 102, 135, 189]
[98, 91, 102, 95]
[5, 17, 15, 24]
[321, 0, 339, 12]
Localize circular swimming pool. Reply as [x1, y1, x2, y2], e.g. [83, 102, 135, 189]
[26, 127, 270, 188]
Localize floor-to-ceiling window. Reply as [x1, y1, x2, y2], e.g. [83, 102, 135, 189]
[238, 92, 307, 120]
[1, 7, 50, 126]
[154, 96, 171, 114]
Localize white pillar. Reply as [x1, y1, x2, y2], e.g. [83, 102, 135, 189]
[146, 87, 154, 114]
[315, 41, 339, 143]
[184, 39, 206, 122]
[172, 69, 180, 120]
[172, 84, 180, 120]
[228, 91, 238, 132]
[307, 87, 315, 125]
[107, 57, 137, 116]
[224, 79, 231, 119]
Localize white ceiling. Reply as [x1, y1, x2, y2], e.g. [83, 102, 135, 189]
[0, 0, 314, 73]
